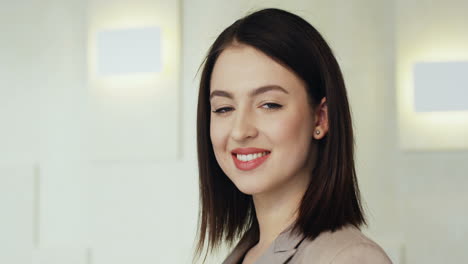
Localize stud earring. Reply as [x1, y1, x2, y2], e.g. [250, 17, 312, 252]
[315, 130, 320, 135]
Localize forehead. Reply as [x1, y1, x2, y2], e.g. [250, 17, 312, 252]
[210, 45, 305, 95]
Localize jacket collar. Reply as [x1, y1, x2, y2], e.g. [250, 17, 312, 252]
[273, 223, 305, 252]
[222, 223, 306, 264]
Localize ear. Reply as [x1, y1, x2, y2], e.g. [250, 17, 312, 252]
[313, 97, 329, 140]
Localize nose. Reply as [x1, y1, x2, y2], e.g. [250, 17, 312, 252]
[230, 108, 258, 142]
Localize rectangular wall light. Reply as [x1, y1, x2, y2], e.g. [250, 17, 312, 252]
[414, 61, 468, 112]
[97, 27, 162, 75]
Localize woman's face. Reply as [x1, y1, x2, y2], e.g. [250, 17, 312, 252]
[209, 44, 318, 196]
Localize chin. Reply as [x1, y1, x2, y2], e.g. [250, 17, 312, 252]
[231, 177, 270, 196]
[236, 187, 261, 196]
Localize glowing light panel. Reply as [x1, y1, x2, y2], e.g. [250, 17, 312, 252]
[97, 27, 162, 75]
[414, 61, 468, 112]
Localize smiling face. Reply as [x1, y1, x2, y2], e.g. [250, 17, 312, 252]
[209, 44, 319, 196]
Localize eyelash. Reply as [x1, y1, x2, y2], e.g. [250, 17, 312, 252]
[212, 103, 283, 114]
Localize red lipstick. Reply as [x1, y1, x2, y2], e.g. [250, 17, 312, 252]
[231, 148, 271, 171]
[231, 147, 270, 155]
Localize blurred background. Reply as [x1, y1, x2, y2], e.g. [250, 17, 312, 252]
[1, 0, 467, 263]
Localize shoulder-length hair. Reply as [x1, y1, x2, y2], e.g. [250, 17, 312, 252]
[194, 7, 366, 263]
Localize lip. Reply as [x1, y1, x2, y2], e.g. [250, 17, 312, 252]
[231, 147, 271, 155]
[231, 151, 271, 171]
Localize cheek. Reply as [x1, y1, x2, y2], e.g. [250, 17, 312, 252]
[267, 109, 313, 161]
[270, 111, 310, 142]
[210, 118, 227, 151]
[210, 119, 233, 171]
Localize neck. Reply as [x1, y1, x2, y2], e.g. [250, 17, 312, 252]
[251, 171, 310, 249]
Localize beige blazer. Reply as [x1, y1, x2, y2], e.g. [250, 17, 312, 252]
[222, 223, 392, 264]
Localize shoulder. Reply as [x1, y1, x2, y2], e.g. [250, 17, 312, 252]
[296, 225, 393, 264]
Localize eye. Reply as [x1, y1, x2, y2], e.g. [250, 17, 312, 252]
[212, 107, 233, 114]
[261, 103, 283, 110]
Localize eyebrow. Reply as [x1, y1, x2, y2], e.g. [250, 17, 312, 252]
[209, 85, 289, 101]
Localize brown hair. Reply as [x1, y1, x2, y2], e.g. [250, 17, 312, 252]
[194, 8, 366, 263]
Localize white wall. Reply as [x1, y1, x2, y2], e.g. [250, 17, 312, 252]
[395, 0, 468, 263]
[1, 0, 467, 263]
[1, 0, 197, 263]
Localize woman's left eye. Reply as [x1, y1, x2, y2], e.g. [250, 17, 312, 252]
[261, 103, 282, 110]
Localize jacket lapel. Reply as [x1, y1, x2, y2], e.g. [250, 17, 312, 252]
[254, 247, 299, 264]
[255, 223, 305, 264]
[222, 227, 258, 264]
[222, 223, 306, 264]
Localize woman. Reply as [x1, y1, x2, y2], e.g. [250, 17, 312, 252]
[194, 8, 392, 264]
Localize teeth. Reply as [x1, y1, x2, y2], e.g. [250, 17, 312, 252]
[236, 152, 269, 162]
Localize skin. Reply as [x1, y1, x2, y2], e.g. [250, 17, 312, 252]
[209, 43, 329, 263]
